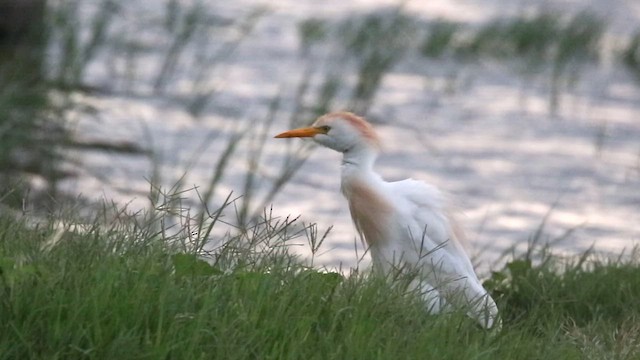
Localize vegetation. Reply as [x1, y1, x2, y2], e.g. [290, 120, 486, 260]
[420, 20, 460, 59]
[1, 194, 639, 359]
[338, 8, 418, 115]
[549, 12, 605, 115]
[424, 11, 606, 115]
[0, 0, 60, 208]
[622, 30, 640, 81]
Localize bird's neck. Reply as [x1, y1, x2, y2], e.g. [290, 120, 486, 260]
[340, 146, 378, 179]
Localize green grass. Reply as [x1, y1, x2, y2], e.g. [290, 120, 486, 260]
[1, 201, 640, 360]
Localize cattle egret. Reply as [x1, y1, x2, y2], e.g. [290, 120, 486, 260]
[275, 111, 499, 329]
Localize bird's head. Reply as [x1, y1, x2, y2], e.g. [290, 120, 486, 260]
[274, 112, 380, 154]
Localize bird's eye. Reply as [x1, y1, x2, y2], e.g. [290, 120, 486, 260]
[317, 125, 331, 134]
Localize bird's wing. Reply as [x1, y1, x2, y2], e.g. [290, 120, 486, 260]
[387, 178, 499, 328]
[385, 178, 479, 284]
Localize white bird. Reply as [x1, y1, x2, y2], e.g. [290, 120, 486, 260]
[275, 111, 499, 329]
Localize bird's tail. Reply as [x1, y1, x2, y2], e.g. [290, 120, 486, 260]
[468, 291, 500, 330]
[439, 277, 500, 329]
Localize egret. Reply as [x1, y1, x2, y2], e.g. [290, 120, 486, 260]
[275, 111, 499, 329]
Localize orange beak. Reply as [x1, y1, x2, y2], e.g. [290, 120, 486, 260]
[274, 127, 323, 139]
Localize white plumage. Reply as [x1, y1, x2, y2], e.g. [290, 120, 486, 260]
[275, 112, 499, 328]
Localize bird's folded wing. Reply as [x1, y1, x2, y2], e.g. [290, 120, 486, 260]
[386, 178, 479, 283]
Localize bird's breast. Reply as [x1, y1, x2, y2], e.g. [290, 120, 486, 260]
[341, 177, 394, 247]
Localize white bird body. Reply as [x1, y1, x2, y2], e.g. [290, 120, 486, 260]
[275, 112, 499, 328]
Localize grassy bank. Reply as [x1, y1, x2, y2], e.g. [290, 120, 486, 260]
[1, 204, 639, 360]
